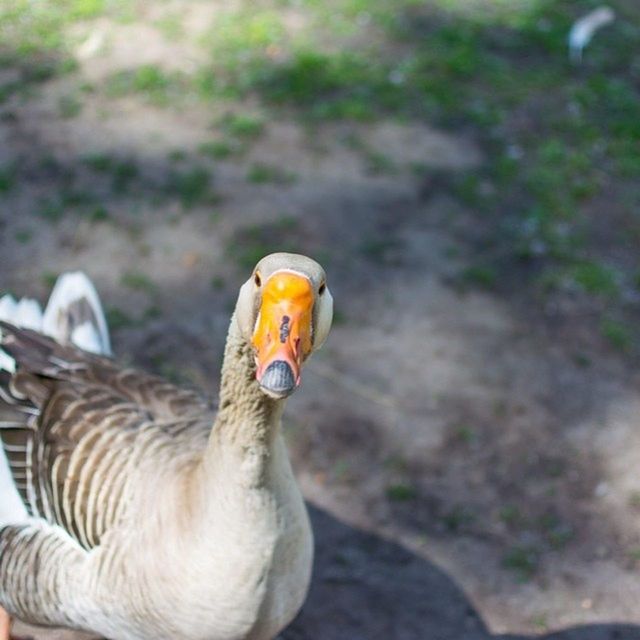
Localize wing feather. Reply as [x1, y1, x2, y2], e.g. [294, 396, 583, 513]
[0, 322, 213, 549]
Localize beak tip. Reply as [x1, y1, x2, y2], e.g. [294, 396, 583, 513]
[258, 359, 297, 398]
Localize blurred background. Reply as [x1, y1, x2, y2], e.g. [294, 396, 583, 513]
[1, 0, 640, 638]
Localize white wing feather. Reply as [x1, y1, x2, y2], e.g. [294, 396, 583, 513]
[0, 294, 44, 372]
[43, 271, 112, 356]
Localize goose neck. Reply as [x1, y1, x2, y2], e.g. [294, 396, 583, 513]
[205, 315, 285, 481]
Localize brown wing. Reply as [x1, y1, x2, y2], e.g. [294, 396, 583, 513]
[0, 321, 213, 550]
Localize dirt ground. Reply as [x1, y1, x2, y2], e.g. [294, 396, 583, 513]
[2, 5, 640, 640]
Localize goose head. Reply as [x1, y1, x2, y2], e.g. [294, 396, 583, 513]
[235, 252, 333, 399]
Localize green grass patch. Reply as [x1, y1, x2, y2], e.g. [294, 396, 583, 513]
[41, 271, 58, 288]
[197, 141, 236, 160]
[154, 12, 185, 41]
[1, 3, 68, 58]
[167, 166, 217, 208]
[386, 483, 417, 502]
[538, 513, 574, 549]
[246, 162, 296, 184]
[0, 0, 111, 72]
[112, 159, 138, 192]
[600, 317, 632, 352]
[58, 93, 82, 118]
[143, 304, 162, 321]
[120, 271, 157, 294]
[88, 205, 109, 222]
[37, 198, 65, 223]
[359, 236, 401, 264]
[210, 275, 225, 290]
[364, 151, 397, 175]
[83, 153, 114, 172]
[220, 113, 265, 139]
[247, 50, 397, 120]
[629, 491, 640, 509]
[453, 174, 484, 207]
[105, 65, 186, 106]
[60, 188, 93, 207]
[105, 306, 135, 330]
[461, 265, 498, 289]
[0, 164, 16, 192]
[442, 506, 474, 531]
[14, 228, 33, 244]
[200, 8, 289, 96]
[503, 544, 539, 582]
[531, 614, 548, 632]
[571, 262, 619, 297]
[205, 9, 286, 59]
[167, 149, 187, 163]
[453, 424, 475, 444]
[499, 505, 524, 527]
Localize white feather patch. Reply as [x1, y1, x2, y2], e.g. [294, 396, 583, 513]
[43, 271, 112, 356]
[0, 294, 44, 372]
[0, 441, 29, 526]
[14, 298, 44, 330]
[0, 294, 18, 321]
[0, 351, 15, 373]
[71, 323, 105, 355]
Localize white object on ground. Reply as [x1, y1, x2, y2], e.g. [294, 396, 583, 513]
[568, 6, 615, 64]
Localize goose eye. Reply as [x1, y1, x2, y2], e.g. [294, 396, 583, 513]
[318, 282, 326, 295]
[254, 272, 262, 287]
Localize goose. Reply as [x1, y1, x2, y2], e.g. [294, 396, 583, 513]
[0, 252, 333, 640]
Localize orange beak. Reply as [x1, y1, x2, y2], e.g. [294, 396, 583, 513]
[252, 271, 314, 398]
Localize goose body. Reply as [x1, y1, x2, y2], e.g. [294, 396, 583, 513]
[0, 254, 332, 640]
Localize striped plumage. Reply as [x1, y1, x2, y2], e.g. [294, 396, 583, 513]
[0, 328, 215, 632]
[0, 253, 333, 640]
[0, 329, 210, 549]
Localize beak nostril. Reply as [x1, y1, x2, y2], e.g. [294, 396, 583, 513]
[279, 315, 291, 344]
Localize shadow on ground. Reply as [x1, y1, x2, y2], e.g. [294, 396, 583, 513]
[284, 506, 640, 640]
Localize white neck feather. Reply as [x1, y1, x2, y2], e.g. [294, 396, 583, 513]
[203, 314, 285, 489]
